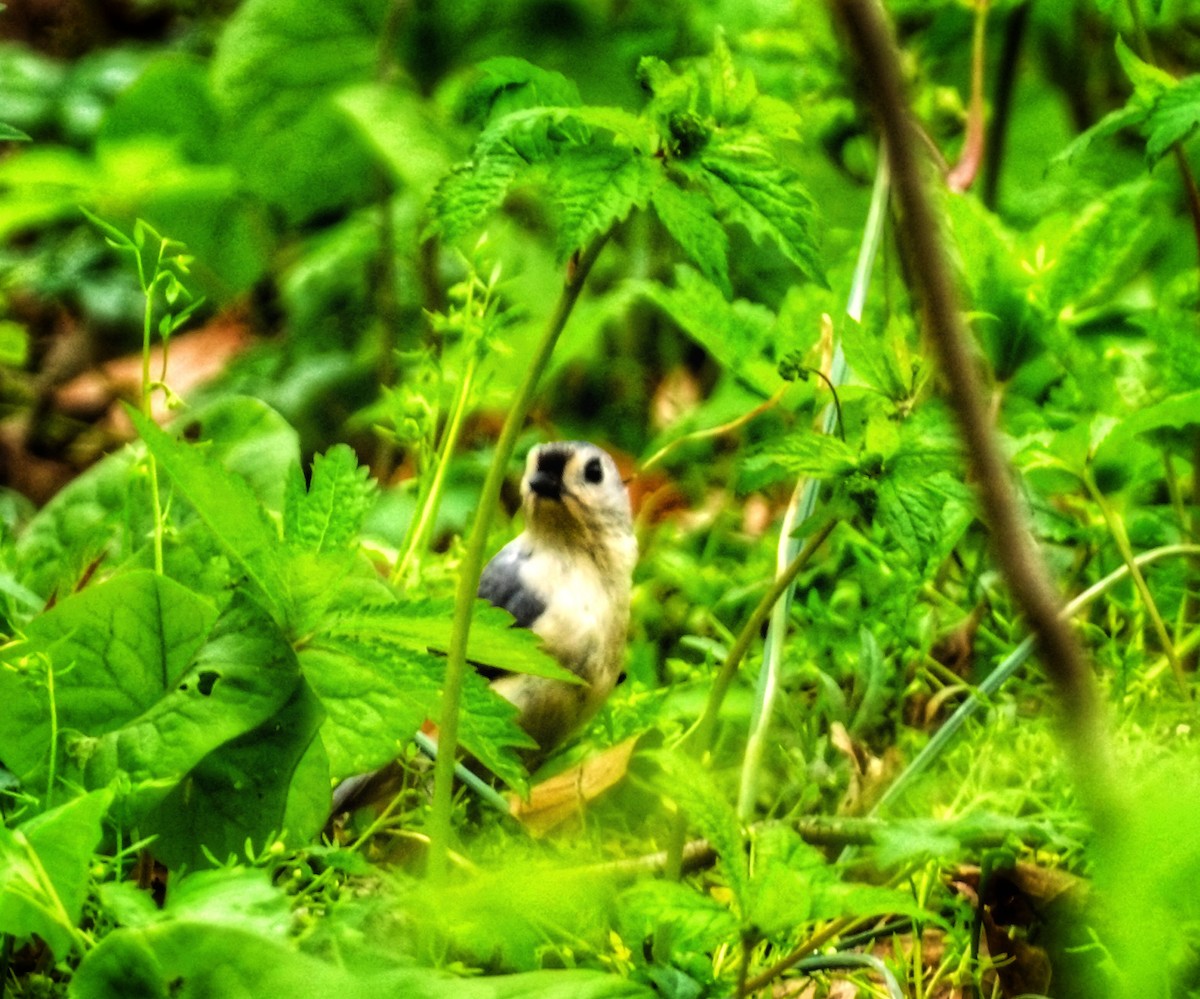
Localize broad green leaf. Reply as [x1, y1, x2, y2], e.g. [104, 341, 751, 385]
[637, 265, 778, 394]
[14, 446, 149, 600]
[650, 182, 731, 297]
[283, 443, 377, 554]
[0, 571, 217, 783]
[211, 0, 379, 222]
[64, 592, 301, 819]
[0, 789, 112, 957]
[695, 147, 825, 287]
[324, 599, 575, 682]
[839, 316, 910, 399]
[546, 145, 659, 259]
[1042, 181, 1153, 317]
[73, 921, 656, 999]
[128, 407, 287, 614]
[143, 680, 327, 870]
[617, 879, 738, 958]
[303, 633, 532, 787]
[336, 82, 453, 194]
[877, 468, 973, 565]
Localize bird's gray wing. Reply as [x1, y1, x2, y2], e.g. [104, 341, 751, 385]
[477, 541, 546, 629]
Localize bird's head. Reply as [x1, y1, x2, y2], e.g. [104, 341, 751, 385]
[520, 441, 635, 566]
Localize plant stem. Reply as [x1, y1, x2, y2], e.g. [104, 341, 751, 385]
[425, 234, 609, 884]
[737, 152, 890, 820]
[1082, 469, 1187, 695]
[947, 0, 990, 194]
[142, 262, 165, 576]
[45, 660, 57, 813]
[832, 0, 1116, 821]
[688, 519, 836, 761]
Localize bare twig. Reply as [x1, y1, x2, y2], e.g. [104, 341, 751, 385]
[830, 0, 1116, 817]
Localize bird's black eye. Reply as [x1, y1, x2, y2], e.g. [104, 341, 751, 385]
[584, 457, 604, 484]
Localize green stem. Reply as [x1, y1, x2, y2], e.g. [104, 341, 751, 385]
[425, 234, 610, 884]
[1083, 469, 1187, 695]
[143, 259, 165, 576]
[45, 660, 57, 813]
[689, 519, 837, 762]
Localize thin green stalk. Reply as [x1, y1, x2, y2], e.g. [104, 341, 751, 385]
[863, 544, 1200, 824]
[1082, 469, 1187, 695]
[44, 660, 57, 813]
[425, 234, 609, 884]
[737, 152, 890, 819]
[689, 519, 837, 762]
[142, 250, 165, 576]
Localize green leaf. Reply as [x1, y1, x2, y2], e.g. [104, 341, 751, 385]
[695, 146, 825, 286]
[284, 444, 377, 554]
[636, 265, 778, 394]
[1145, 73, 1200, 162]
[143, 680, 328, 870]
[210, 0, 379, 222]
[650, 182, 731, 297]
[1042, 181, 1153, 317]
[0, 789, 112, 957]
[424, 146, 524, 244]
[840, 316, 910, 399]
[0, 571, 217, 784]
[462, 57, 581, 125]
[740, 433, 858, 492]
[64, 592, 301, 819]
[546, 145, 659, 259]
[128, 406, 288, 615]
[324, 599, 575, 682]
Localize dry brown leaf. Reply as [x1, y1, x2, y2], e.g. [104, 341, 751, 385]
[508, 737, 638, 836]
[830, 721, 903, 817]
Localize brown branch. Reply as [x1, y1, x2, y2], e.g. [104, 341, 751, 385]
[829, 0, 1117, 815]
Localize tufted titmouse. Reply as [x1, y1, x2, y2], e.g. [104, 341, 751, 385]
[331, 441, 636, 815]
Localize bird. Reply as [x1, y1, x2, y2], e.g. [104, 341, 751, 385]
[480, 440, 638, 754]
[331, 440, 637, 816]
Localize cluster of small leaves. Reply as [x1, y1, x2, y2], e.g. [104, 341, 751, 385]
[426, 34, 825, 297]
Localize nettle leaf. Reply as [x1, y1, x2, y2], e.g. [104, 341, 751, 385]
[545, 145, 660, 261]
[637, 265, 778, 394]
[0, 788, 113, 957]
[1042, 181, 1153, 317]
[840, 316, 910, 400]
[463, 57, 581, 125]
[129, 407, 288, 615]
[143, 680, 328, 870]
[693, 147, 825, 286]
[425, 145, 525, 245]
[739, 433, 858, 493]
[325, 600, 573, 682]
[302, 631, 531, 788]
[1144, 73, 1200, 162]
[650, 181, 731, 296]
[0, 571, 217, 785]
[284, 444, 377, 554]
[66, 591, 302, 821]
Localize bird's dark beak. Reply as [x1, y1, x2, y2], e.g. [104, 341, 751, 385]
[528, 469, 562, 500]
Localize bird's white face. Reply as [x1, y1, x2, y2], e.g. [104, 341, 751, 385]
[520, 441, 633, 543]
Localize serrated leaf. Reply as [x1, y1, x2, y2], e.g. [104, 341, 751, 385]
[637, 265, 777, 394]
[0, 571, 217, 784]
[325, 600, 575, 682]
[840, 316, 909, 399]
[424, 146, 524, 244]
[650, 182, 730, 296]
[128, 406, 287, 614]
[877, 469, 973, 565]
[740, 433, 858, 492]
[0, 789, 113, 957]
[284, 444, 377, 554]
[696, 147, 825, 286]
[546, 145, 659, 259]
[463, 57, 581, 125]
[1145, 74, 1200, 162]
